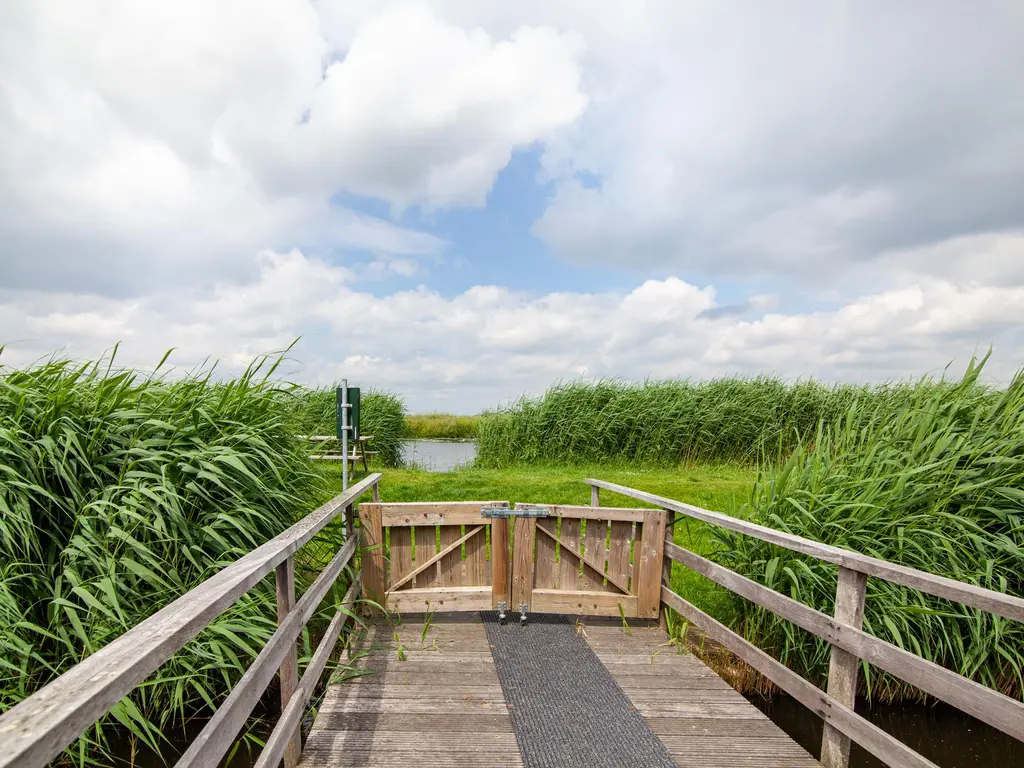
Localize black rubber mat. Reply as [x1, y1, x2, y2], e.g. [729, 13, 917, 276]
[482, 612, 677, 768]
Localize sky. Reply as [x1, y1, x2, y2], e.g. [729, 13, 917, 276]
[1, 1, 1023, 413]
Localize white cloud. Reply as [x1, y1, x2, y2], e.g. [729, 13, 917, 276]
[0, 1, 585, 292]
[2, 250, 1020, 412]
[2, 1, 1022, 410]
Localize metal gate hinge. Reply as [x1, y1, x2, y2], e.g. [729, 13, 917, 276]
[519, 604, 529, 625]
[497, 601, 507, 624]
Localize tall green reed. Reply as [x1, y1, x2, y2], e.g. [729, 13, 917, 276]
[477, 377, 948, 467]
[712, 357, 1023, 701]
[0, 351, 341, 763]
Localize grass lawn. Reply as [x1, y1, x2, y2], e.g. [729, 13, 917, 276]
[322, 461, 757, 619]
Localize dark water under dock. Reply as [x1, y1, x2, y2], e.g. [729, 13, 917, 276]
[753, 693, 1024, 767]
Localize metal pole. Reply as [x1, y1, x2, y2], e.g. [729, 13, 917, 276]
[341, 379, 349, 492]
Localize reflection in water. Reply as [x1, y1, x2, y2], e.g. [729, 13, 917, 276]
[400, 439, 477, 472]
[752, 693, 1024, 767]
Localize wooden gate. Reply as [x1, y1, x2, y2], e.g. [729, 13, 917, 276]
[358, 501, 511, 614]
[509, 503, 667, 619]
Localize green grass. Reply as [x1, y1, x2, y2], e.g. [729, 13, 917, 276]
[404, 413, 481, 440]
[477, 376, 967, 467]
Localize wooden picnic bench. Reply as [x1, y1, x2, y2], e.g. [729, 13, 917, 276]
[305, 434, 378, 471]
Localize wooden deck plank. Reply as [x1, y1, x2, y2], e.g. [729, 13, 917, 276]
[302, 613, 817, 768]
[579, 620, 820, 767]
[299, 615, 522, 768]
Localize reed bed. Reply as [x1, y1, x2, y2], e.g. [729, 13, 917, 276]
[291, 387, 406, 467]
[404, 413, 480, 440]
[476, 377, 955, 467]
[0, 352, 345, 764]
[712, 357, 1023, 701]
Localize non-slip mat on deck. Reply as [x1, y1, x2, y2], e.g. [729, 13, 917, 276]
[483, 612, 677, 768]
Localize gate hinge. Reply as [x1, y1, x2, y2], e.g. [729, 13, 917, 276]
[497, 601, 507, 624]
[518, 603, 529, 625]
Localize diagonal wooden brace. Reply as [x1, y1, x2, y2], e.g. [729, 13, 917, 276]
[388, 525, 485, 592]
[536, 519, 631, 595]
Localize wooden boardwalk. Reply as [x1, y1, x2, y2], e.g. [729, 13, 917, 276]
[300, 614, 817, 768]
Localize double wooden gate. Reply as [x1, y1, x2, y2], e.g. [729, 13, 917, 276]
[358, 500, 667, 619]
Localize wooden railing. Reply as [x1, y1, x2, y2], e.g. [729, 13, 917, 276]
[0, 472, 382, 768]
[587, 478, 1024, 768]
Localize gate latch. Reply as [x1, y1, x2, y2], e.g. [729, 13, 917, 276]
[481, 506, 511, 518]
[512, 505, 550, 518]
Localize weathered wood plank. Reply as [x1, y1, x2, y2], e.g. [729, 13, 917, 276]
[389, 527, 413, 591]
[534, 519, 558, 589]
[532, 590, 639, 617]
[253, 580, 360, 768]
[414, 526, 438, 588]
[385, 587, 492, 613]
[175, 537, 359, 768]
[534, 519, 630, 596]
[439, 525, 463, 588]
[635, 510, 667, 619]
[588, 477, 1024, 623]
[359, 502, 386, 611]
[606, 521, 633, 595]
[491, 519, 510, 609]
[389, 526, 483, 592]
[582, 518, 610, 591]
[464, 524, 487, 587]
[373, 501, 509, 527]
[661, 586, 939, 768]
[665, 541, 1024, 743]
[0, 473, 381, 768]
[300, 617, 518, 768]
[821, 566, 867, 768]
[531, 504, 646, 522]
[511, 517, 536, 610]
[275, 557, 300, 768]
[557, 518, 581, 590]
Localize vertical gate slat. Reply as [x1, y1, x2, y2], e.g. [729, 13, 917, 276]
[511, 518, 536, 610]
[607, 521, 633, 595]
[464, 526, 487, 587]
[558, 519, 581, 590]
[414, 526, 438, 588]
[438, 526, 462, 587]
[359, 504, 386, 612]
[582, 519, 610, 591]
[630, 522, 642, 593]
[491, 518, 510, 609]
[390, 527, 413, 592]
[535, 519, 558, 589]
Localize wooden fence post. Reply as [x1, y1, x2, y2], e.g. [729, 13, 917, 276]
[820, 566, 868, 768]
[636, 510, 667, 619]
[591, 485, 600, 507]
[660, 511, 675, 628]
[275, 556, 301, 768]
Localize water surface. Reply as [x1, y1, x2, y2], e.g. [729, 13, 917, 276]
[400, 439, 477, 472]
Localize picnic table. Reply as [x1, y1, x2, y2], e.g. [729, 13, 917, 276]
[304, 434, 377, 471]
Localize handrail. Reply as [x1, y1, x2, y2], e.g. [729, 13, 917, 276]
[589, 478, 1024, 768]
[0, 472, 382, 768]
[586, 478, 1024, 623]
